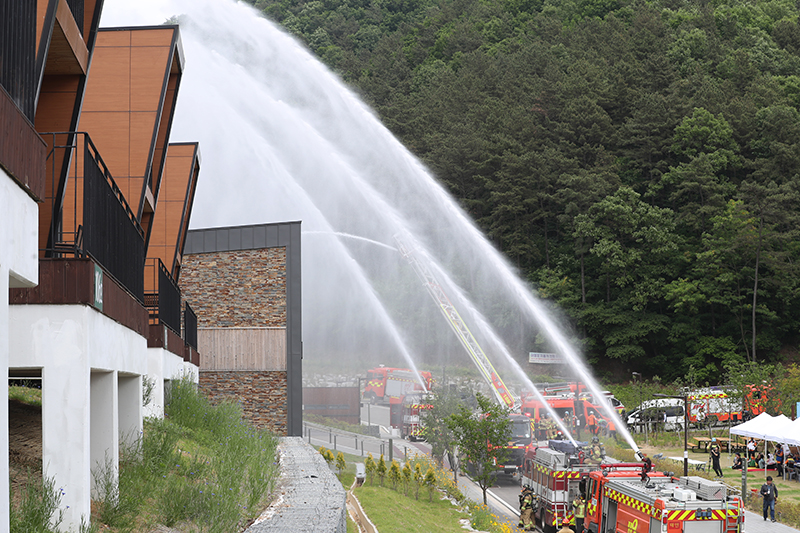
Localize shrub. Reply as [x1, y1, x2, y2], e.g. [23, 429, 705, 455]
[336, 452, 346, 477]
[10, 470, 64, 533]
[365, 454, 376, 485]
[377, 455, 387, 487]
[402, 462, 412, 495]
[388, 460, 401, 490]
[424, 467, 436, 502]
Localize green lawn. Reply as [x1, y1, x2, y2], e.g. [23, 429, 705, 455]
[354, 482, 469, 533]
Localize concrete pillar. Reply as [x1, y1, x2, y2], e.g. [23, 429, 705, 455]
[42, 344, 92, 531]
[145, 348, 165, 419]
[0, 268, 9, 532]
[118, 374, 141, 449]
[90, 370, 118, 496]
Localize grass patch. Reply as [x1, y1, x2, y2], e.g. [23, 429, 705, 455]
[10, 470, 65, 533]
[354, 482, 467, 533]
[91, 377, 279, 532]
[304, 413, 377, 436]
[344, 451, 516, 533]
[9, 384, 41, 407]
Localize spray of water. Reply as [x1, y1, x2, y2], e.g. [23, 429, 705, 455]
[101, 0, 636, 453]
[303, 231, 398, 252]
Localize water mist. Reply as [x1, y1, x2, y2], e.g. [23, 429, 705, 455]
[102, 0, 638, 453]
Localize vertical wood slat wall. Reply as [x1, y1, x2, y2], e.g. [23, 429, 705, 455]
[198, 328, 286, 371]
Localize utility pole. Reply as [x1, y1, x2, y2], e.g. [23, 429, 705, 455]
[655, 393, 689, 477]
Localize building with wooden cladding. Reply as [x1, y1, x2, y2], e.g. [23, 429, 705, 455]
[3, 2, 202, 529]
[180, 222, 303, 437]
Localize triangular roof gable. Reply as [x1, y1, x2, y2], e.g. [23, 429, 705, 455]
[147, 142, 200, 280]
[80, 25, 184, 246]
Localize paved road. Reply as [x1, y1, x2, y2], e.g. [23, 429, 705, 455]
[307, 423, 800, 532]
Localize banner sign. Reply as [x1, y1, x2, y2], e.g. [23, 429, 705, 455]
[528, 352, 562, 364]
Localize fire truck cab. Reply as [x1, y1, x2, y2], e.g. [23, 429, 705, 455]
[584, 470, 743, 533]
[364, 367, 433, 404]
[519, 441, 598, 533]
[494, 413, 535, 475]
[399, 393, 431, 441]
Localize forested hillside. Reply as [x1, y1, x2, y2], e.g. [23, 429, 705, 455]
[245, 0, 800, 381]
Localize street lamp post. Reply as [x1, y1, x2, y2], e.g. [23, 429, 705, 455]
[632, 372, 646, 441]
[655, 393, 688, 477]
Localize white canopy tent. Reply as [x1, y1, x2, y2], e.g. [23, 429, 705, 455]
[729, 412, 775, 440]
[730, 413, 800, 478]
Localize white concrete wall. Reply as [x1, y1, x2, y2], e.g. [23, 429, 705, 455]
[90, 371, 117, 497]
[9, 304, 148, 531]
[2, 168, 40, 532]
[118, 374, 141, 448]
[144, 347, 199, 419]
[1, 168, 39, 290]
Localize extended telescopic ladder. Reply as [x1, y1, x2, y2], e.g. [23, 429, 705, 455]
[394, 233, 516, 410]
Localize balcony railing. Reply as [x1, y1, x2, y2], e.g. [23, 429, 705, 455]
[144, 258, 182, 335]
[67, 0, 84, 35]
[184, 303, 198, 350]
[1, 0, 37, 121]
[42, 132, 144, 303]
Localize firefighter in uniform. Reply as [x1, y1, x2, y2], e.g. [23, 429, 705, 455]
[588, 436, 605, 463]
[518, 486, 536, 531]
[587, 410, 598, 436]
[535, 415, 544, 441]
[571, 495, 586, 532]
[559, 516, 572, 533]
[547, 417, 558, 440]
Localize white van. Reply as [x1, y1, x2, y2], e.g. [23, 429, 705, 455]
[626, 398, 685, 432]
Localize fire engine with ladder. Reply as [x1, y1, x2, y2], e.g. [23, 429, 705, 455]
[396, 233, 539, 472]
[520, 441, 743, 533]
[395, 233, 516, 410]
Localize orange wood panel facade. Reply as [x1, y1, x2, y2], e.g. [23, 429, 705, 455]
[80, 26, 184, 246]
[147, 143, 200, 285]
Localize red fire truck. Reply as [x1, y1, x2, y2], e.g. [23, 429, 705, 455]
[521, 393, 616, 439]
[519, 442, 743, 533]
[519, 441, 602, 533]
[584, 469, 743, 533]
[398, 394, 432, 441]
[363, 366, 433, 404]
[494, 413, 535, 475]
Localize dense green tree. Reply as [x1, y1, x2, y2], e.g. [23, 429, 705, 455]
[421, 388, 460, 465]
[447, 393, 511, 504]
[244, 0, 800, 378]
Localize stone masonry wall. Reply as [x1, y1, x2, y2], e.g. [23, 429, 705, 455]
[180, 248, 286, 328]
[199, 370, 288, 435]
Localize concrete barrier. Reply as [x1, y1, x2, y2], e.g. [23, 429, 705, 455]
[245, 437, 346, 532]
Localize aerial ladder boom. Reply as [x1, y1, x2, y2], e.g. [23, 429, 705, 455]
[395, 234, 516, 410]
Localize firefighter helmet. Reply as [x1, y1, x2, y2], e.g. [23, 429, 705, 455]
[562, 517, 571, 526]
[592, 436, 599, 443]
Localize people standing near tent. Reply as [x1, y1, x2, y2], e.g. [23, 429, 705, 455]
[760, 476, 778, 522]
[710, 438, 723, 478]
[747, 438, 757, 463]
[775, 446, 785, 477]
